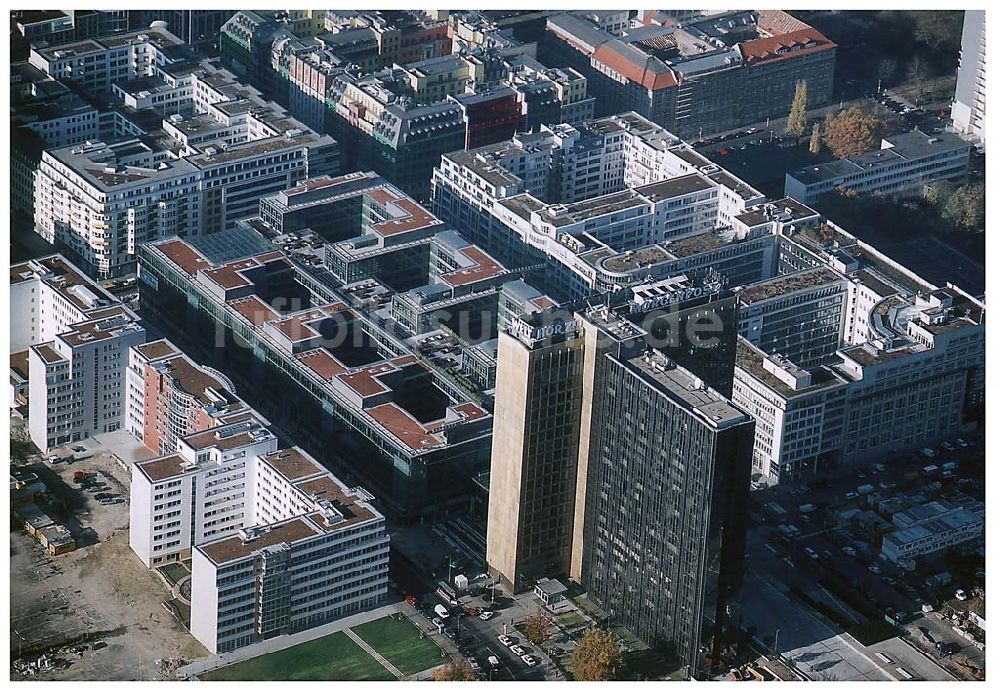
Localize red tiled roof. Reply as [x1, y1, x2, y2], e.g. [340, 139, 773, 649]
[452, 402, 488, 421]
[337, 364, 392, 397]
[367, 191, 440, 237]
[203, 264, 253, 290]
[592, 43, 678, 90]
[440, 245, 506, 287]
[739, 28, 835, 65]
[755, 9, 812, 36]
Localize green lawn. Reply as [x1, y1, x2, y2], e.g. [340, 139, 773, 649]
[352, 615, 445, 676]
[200, 632, 394, 681]
[158, 562, 191, 586]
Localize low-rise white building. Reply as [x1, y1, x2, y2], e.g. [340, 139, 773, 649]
[784, 130, 971, 204]
[733, 339, 848, 486]
[30, 50, 339, 280]
[733, 280, 985, 486]
[882, 500, 985, 564]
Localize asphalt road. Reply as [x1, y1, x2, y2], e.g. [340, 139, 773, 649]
[742, 434, 984, 680]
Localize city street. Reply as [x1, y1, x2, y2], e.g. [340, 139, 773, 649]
[745, 523, 957, 682]
[741, 434, 984, 681]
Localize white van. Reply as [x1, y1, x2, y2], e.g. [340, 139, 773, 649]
[434, 604, 451, 619]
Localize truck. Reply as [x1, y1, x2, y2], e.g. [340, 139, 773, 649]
[436, 580, 460, 606]
[798, 503, 817, 514]
[434, 604, 451, 619]
[922, 465, 939, 477]
[857, 484, 875, 495]
[764, 502, 787, 521]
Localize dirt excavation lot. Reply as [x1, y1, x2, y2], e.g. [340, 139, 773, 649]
[11, 441, 207, 680]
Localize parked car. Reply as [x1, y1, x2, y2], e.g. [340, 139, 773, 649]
[869, 564, 882, 575]
[521, 654, 537, 667]
[487, 655, 500, 669]
[510, 645, 528, 656]
[468, 657, 481, 672]
[920, 448, 936, 458]
[844, 491, 859, 501]
[940, 441, 955, 452]
[479, 611, 495, 621]
[842, 546, 857, 557]
[432, 617, 445, 629]
[955, 589, 968, 601]
[498, 634, 514, 647]
[443, 628, 456, 639]
[804, 547, 819, 560]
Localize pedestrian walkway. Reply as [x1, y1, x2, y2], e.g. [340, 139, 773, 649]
[178, 602, 401, 679]
[345, 628, 405, 679]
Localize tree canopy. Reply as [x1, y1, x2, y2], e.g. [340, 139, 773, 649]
[786, 80, 808, 138]
[572, 628, 623, 681]
[525, 608, 551, 645]
[433, 660, 478, 681]
[823, 106, 885, 158]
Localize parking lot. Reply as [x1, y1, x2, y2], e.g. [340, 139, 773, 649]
[692, 94, 955, 200]
[744, 434, 984, 680]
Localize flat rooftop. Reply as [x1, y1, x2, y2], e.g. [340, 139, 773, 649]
[739, 267, 843, 304]
[197, 517, 319, 565]
[541, 190, 645, 227]
[262, 448, 324, 482]
[622, 354, 749, 429]
[736, 339, 845, 398]
[135, 454, 188, 483]
[635, 173, 715, 201]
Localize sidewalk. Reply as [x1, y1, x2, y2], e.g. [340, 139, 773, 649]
[177, 602, 402, 679]
[344, 628, 405, 679]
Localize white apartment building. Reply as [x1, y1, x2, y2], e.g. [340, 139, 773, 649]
[28, 26, 187, 97]
[35, 139, 203, 279]
[732, 339, 848, 486]
[951, 10, 986, 147]
[11, 255, 146, 452]
[34, 127, 337, 280]
[431, 111, 764, 301]
[882, 500, 985, 564]
[130, 417, 388, 653]
[734, 281, 985, 486]
[836, 289, 984, 462]
[30, 47, 339, 280]
[784, 130, 971, 204]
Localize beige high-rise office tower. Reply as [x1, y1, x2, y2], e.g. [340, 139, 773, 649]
[486, 315, 584, 591]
